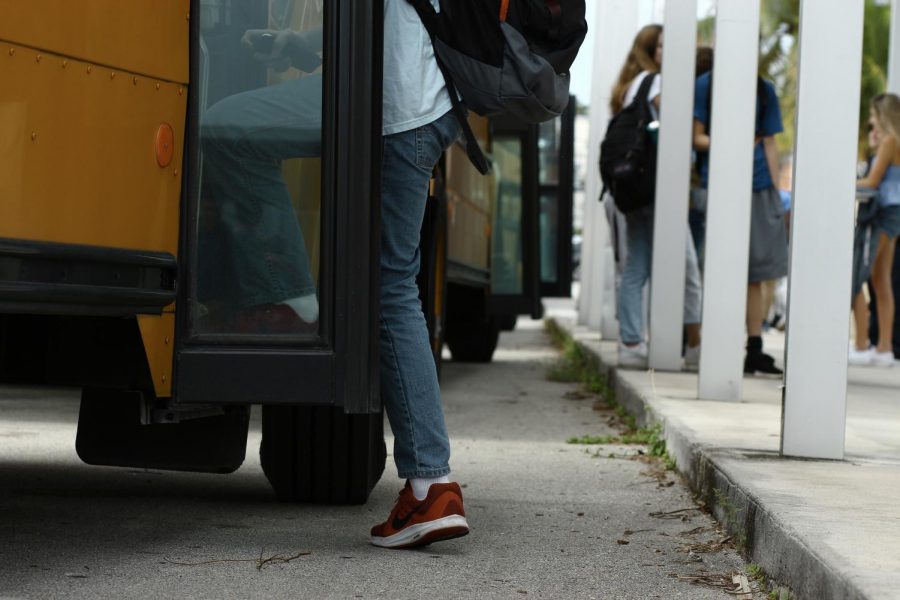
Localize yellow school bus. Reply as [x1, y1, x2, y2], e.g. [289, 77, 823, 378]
[0, 0, 574, 503]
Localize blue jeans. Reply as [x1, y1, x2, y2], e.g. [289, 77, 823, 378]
[618, 208, 653, 345]
[201, 76, 321, 308]
[617, 207, 703, 344]
[380, 110, 460, 479]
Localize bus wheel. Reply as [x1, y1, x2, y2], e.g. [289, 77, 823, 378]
[497, 314, 518, 332]
[259, 405, 386, 504]
[445, 317, 500, 362]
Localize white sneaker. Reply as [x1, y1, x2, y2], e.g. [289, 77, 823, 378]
[848, 346, 873, 366]
[618, 342, 648, 369]
[684, 344, 701, 369]
[871, 350, 896, 367]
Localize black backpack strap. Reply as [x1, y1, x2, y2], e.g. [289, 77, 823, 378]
[406, 0, 492, 175]
[636, 73, 657, 112]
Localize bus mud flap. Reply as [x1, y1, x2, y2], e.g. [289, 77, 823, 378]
[75, 388, 249, 474]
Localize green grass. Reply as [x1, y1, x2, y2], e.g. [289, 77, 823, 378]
[746, 563, 793, 599]
[546, 319, 674, 470]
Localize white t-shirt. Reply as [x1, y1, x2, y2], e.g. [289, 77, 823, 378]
[622, 71, 661, 112]
[382, 0, 453, 135]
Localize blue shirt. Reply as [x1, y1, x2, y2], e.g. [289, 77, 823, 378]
[693, 73, 783, 191]
[879, 165, 900, 207]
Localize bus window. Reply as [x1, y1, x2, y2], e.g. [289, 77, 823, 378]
[492, 137, 525, 296]
[538, 119, 561, 285]
[536, 100, 575, 298]
[195, 0, 325, 337]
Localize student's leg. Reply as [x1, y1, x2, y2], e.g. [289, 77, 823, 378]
[683, 230, 702, 349]
[372, 111, 469, 549]
[853, 290, 871, 351]
[746, 282, 763, 338]
[872, 233, 897, 354]
[378, 114, 460, 482]
[867, 279, 880, 348]
[892, 238, 900, 355]
[617, 209, 653, 346]
[744, 188, 787, 375]
[201, 77, 321, 314]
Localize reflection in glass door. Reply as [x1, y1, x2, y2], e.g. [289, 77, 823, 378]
[194, 0, 325, 338]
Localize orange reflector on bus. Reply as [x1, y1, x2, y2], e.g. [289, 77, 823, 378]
[155, 123, 175, 168]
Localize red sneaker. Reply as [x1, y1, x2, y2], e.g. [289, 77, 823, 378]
[370, 481, 469, 549]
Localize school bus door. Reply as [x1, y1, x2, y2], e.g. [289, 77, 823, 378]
[172, 0, 385, 502]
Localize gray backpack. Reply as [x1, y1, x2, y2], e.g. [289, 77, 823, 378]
[407, 0, 588, 174]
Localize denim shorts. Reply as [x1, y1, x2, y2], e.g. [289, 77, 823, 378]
[875, 204, 900, 238]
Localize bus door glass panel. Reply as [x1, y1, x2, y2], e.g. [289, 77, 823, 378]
[491, 136, 524, 295]
[537, 99, 575, 298]
[195, 0, 325, 339]
[538, 119, 560, 286]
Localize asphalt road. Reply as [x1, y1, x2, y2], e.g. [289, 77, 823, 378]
[0, 320, 759, 599]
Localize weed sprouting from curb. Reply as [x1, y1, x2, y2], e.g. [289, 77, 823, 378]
[713, 488, 747, 550]
[545, 319, 674, 470]
[545, 320, 614, 399]
[746, 563, 794, 599]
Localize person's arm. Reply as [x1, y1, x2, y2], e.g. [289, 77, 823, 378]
[693, 119, 710, 151]
[763, 136, 779, 186]
[241, 27, 323, 72]
[858, 135, 897, 189]
[691, 76, 711, 150]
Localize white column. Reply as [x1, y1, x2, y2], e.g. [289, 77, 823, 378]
[647, 0, 697, 371]
[696, 0, 760, 401]
[889, 0, 900, 93]
[781, 0, 863, 460]
[579, 0, 642, 331]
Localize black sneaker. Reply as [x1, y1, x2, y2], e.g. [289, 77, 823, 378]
[744, 352, 783, 375]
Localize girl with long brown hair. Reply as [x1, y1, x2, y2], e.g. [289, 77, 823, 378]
[610, 24, 662, 115]
[608, 24, 703, 370]
[852, 93, 900, 366]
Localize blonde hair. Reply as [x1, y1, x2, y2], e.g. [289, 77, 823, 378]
[610, 24, 662, 115]
[872, 93, 900, 140]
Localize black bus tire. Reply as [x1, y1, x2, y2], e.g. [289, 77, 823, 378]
[445, 315, 500, 363]
[260, 405, 386, 504]
[497, 314, 518, 332]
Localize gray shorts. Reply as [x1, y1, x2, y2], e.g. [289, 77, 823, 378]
[748, 186, 789, 283]
[692, 186, 788, 283]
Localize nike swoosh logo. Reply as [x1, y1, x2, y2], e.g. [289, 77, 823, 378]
[392, 502, 426, 530]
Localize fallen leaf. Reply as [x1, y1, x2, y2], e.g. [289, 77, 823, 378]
[732, 573, 753, 600]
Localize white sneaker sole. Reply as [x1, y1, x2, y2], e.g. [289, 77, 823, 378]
[371, 515, 469, 549]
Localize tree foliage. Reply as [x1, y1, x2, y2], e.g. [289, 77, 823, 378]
[699, 0, 891, 156]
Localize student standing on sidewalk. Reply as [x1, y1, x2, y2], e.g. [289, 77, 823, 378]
[609, 25, 703, 370]
[851, 93, 900, 367]
[369, 0, 469, 549]
[692, 71, 787, 375]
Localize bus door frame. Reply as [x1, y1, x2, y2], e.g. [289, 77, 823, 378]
[173, 0, 383, 415]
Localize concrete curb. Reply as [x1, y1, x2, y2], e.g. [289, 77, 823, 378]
[551, 317, 871, 600]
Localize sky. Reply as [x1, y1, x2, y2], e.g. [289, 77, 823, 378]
[568, 0, 717, 106]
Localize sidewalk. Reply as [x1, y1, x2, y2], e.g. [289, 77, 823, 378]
[545, 298, 900, 600]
